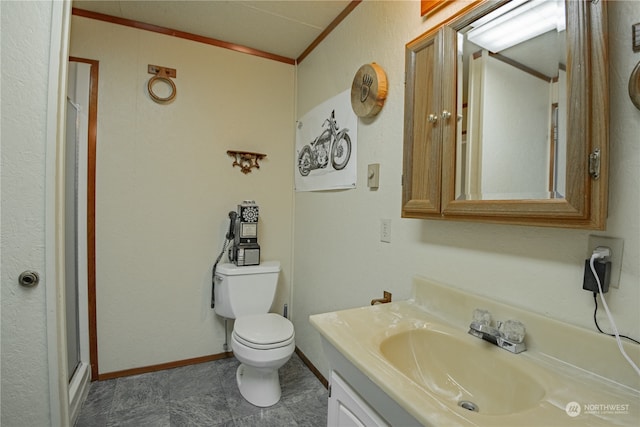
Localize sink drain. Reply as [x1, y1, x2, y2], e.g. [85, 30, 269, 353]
[458, 400, 479, 412]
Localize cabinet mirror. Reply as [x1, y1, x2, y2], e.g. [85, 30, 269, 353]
[456, 0, 567, 201]
[402, 0, 608, 229]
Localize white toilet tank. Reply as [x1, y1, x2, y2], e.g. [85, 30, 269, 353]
[214, 261, 280, 319]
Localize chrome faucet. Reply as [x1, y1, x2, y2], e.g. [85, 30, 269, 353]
[468, 310, 526, 354]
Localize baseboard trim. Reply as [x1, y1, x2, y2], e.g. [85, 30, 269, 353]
[95, 347, 327, 390]
[295, 346, 328, 389]
[97, 351, 233, 381]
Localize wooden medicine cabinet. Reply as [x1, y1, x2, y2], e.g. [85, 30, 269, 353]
[402, 0, 609, 229]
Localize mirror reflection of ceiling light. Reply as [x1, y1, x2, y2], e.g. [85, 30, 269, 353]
[467, 0, 566, 53]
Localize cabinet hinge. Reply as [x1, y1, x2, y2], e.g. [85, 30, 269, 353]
[328, 384, 331, 398]
[589, 148, 601, 180]
[401, 174, 404, 186]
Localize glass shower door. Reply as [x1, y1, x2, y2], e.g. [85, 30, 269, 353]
[65, 97, 81, 380]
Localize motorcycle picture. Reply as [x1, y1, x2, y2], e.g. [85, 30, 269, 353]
[297, 110, 352, 177]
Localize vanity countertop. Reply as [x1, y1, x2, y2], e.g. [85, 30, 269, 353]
[310, 277, 640, 427]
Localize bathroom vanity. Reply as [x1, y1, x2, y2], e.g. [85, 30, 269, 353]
[310, 277, 640, 426]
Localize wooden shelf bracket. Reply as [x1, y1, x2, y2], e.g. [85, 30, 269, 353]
[226, 150, 267, 174]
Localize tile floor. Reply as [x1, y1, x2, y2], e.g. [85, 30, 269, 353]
[75, 353, 328, 427]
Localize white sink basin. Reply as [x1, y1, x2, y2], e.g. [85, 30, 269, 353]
[310, 277, 640, 426]
[380, 328, 545, 415]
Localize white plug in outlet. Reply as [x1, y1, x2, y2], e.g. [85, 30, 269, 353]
[380, 219, 391, 243]
[588, 235, 624, 288]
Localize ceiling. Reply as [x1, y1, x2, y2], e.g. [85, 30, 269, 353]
[72, 0, 354, 61]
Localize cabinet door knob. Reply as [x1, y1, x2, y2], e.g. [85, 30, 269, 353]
[428, 113, 438, 124]
[441, 110, 452, 120]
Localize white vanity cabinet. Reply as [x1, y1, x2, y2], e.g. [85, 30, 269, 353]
[320, 337, 421, 427]
[328, 371, 389, 427]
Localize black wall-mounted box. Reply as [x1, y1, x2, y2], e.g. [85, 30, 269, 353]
[583, 260, 611, 293]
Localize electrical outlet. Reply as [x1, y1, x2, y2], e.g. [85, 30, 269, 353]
[587, 235, 624, 288]
[380, 219, 391, 243]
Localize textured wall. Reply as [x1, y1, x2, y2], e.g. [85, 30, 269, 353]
[1, 1, 54, 425]
[3, 3, 639, 423]
[293, 0, 640, 379]
[70, 17, 295, 374]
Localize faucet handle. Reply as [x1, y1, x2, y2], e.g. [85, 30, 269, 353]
[500, 319, 526, 343]
[472, 308, 492, 326]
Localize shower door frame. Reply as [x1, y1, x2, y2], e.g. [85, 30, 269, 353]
[66, 56, 100, 423]
[68, 56, 100, 381]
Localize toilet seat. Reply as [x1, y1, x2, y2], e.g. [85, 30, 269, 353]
[233, 313, 294, 350]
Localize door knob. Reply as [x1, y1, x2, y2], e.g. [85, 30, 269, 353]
[19, 271, 40, 287]
[441, 110, 452, 120]
[428, 113, 438, 124]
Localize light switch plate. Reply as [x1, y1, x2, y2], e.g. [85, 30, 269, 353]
[368, 163, 380, 188]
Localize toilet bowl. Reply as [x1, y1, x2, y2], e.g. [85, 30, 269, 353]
[231, 313, 295, 407]
[213, 261, 295, 407]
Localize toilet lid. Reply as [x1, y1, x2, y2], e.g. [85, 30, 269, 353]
[233, 313, 294, 349]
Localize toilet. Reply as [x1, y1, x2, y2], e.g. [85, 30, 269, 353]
[213, 260, 295, 407]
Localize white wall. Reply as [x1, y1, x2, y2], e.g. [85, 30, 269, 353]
[70, 17, 295, 374]
[293, 0, 640, 379]
[3, 3, 639, 423]
[1, 1, 55, 425]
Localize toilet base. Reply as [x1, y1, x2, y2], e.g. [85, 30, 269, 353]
[236, 363, 281, 407]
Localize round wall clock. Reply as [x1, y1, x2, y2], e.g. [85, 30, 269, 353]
[350, 62, 388, 118]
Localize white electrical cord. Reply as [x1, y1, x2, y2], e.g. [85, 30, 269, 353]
[589, 248, 640, 376]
